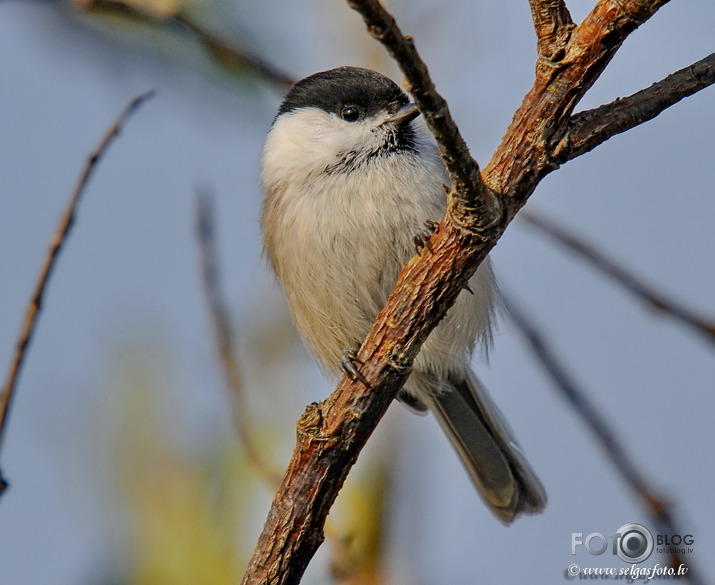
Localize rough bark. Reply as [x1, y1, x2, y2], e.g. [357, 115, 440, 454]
[240, 2, 713, 584]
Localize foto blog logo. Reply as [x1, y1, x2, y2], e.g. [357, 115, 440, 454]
[571, 523, 654, 564]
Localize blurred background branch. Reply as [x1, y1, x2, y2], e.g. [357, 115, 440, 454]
[195, 190, 391, 585]
[195, 189, 283, 487]
[520, 210, 715, 346]
[79, 0, 294, 87]
[0, 90, 154, 495]
[502, 291, 704, 584]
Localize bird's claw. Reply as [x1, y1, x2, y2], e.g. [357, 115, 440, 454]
[340, 348, 370, 388]
[413, 220, 439, 255]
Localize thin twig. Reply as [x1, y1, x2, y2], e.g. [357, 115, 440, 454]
[501, 291, 704, 584]
[520, 210, 715, 345]
[0, 90, 155, 494]
[555, 53, 715, 162]
[196, 192, 379, 584]
[195, 190, 282, 487]
[528, 0, 575, 61]
[82, 0, 294, 89]
[486, 0, 673, 221]
[346, 0, 499, 231]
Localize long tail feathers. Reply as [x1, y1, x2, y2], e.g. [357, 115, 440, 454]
[427, 371, 546, 524]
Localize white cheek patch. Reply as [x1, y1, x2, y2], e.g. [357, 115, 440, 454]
[261, 108, 385, 187]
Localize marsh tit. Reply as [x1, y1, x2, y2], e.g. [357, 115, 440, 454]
[260, 66, 546, 523]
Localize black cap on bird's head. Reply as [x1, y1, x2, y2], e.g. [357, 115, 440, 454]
[265, 67, 422, 176]
[277, 66, 420, 127]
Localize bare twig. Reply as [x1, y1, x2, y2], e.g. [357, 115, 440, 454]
[346, 0, 499, 231]
[486, 0, 673, 220]
[555, 53, 715, 162]
[196, 191, 382, 584]
[0, 90, 154, 494]
[240, 2, 715, 582]
[82, 0, 294, 88]
[521, 210, 715, 345]
[528, 0, 575, 61]
[195, 191, 282, 486]
[501, 291, 704, 584]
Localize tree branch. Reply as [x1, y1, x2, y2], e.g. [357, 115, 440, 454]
[486, 0, 672, 218]
[520, 210, 715, 345]
[241, 1, 713, 583]
[82, 0, 294, 88]
[528, 0, 575, 61]
[502, 291, 704, 584]
[0, 90, 154, 495]
[195, 191, 381, 584]
[346, 0, 500, 231]
[555, 52, 715, 161]
[195, 190, 283, 486]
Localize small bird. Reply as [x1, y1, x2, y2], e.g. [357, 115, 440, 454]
[260, 66, 546, 523]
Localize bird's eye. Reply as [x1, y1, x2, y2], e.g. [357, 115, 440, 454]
[340, 106, 361, 122]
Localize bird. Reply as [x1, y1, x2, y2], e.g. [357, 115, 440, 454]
[260, 66, 546, 523]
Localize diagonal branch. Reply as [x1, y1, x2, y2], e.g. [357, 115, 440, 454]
[82, 0, 294, 88]
[240, 2, 714, 583]
[521, 210, 715, 345]
[0, 90, 154, 495]
[554, 52, 715, 161]
[486, 0, 672, 218]
[195, 190, 283, 486]
[502, 292, 704, 584]
[528, 0, 575, 61]
[346, 0, 500, 231]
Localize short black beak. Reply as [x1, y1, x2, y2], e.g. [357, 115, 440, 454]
[380, 103, 420, 127]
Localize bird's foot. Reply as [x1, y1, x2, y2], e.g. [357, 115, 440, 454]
[340, 348, 370, 388]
